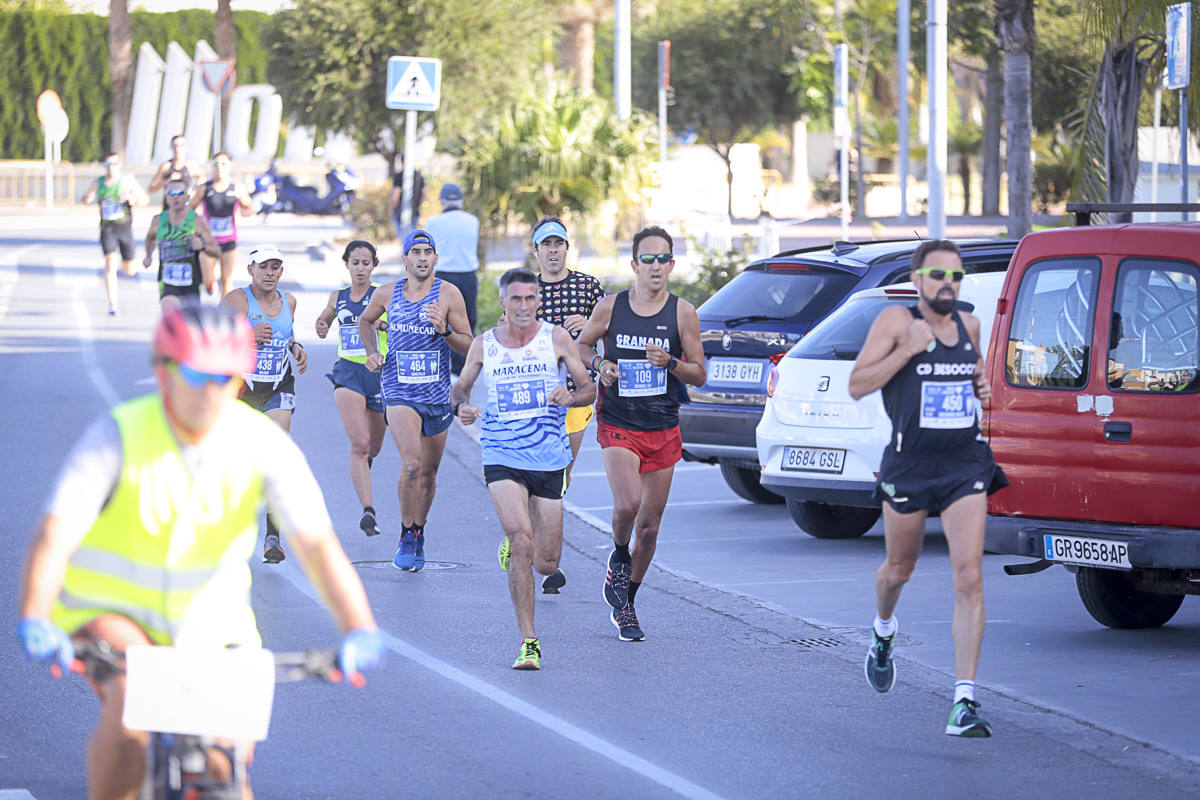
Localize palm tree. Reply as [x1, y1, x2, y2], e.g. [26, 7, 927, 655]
[557, 0, 608, 92]
[215, 0, 237, 137]
[108, 0, 132, 156]
[995, 0, 1034, 237]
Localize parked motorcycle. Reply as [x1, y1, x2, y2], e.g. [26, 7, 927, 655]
[251, 161, 361, 218]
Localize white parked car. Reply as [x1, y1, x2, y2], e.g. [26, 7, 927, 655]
[755, 273, 1005, 538]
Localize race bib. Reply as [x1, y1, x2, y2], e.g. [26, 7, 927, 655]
[496, 378, 548, 421]
[394, 351, 439, 384]
[919, 380, 975, 429]
[160, 240, 193, 286]
[100, 199, 126, 222]
[339, 324, 365, 357]
[251, 344, 288, 381]
[617, 358, 667, 397]
[210, 215, 234, 237]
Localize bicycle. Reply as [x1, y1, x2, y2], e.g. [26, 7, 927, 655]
[72, 640, 346, 800]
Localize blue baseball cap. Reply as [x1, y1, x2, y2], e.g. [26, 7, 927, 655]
[440, 183, 464, 205]
[402, 229, 437, 255]
[532, 220, 569, 246]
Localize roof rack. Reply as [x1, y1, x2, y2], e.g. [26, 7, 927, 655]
[1066, 202, 1200, 226]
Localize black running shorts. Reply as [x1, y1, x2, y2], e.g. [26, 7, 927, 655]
[484, 464, 567, 500]
[875, 442, 1008, 515]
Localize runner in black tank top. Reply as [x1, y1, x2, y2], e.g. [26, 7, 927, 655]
[847, 239, 1006, 739]
[577, 226, 707, 643]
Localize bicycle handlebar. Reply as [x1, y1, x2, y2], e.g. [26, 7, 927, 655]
[71, 642, 348, 685]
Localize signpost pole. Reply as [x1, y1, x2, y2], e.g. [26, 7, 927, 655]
[1182, 89, 1190, 212]
[44, 126, 53, 209]
[1167, 3, 1192, 218]
[658, 41, 670, 167]
[401, 109, 417, 233]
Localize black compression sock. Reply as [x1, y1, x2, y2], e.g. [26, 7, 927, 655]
[628, 580, 641, 604]
[613, 542, 631, 562]
[367, 456, 374, 469]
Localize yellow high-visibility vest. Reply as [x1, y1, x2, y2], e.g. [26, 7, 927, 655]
[52, 394, 265, 647]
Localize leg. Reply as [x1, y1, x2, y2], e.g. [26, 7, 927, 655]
[334, 388, 374, 508]
[160, 293, 182, 314]
[264, 408, 292, 433]
[218, 248, 237, 297]
[385, 405, 436, 526]
[601, 446, 643, 547]
[366, 409, 387, 460]
[939, 492, 988, 681]
[875, 503, 928, 620]
[565, 428, 586, 487]
[120, 259, 137, 278]
[413, 429, 449, 524]
[489, 480, 537, 639]
[528, 494, 564, 577]
[628, 465, 675, 583]
[102, 251, 119, 310]
[200, 251, 218, 292]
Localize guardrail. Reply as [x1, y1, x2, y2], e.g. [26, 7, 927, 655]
[0, 160, 79, 206]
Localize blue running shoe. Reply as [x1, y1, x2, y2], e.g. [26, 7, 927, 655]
[412, 530, 426, 572]
[865, 626, 897, 693]
[946, 699, 992, 738]
[393, 529, 416, 571]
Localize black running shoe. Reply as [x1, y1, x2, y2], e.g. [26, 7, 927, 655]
[359, 509, 381, 537]
[263, 537, 286, 564]
[865, 627, 896, 693]
[946, 699, 992, 738]
[611, 603, 645, 642]
[541, 569, 566, 594]
[603, 549, 631, 609]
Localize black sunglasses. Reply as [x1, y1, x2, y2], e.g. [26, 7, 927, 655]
[637, 253, 673, 264]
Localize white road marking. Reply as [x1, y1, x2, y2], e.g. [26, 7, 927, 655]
[0, 791, 40, 799]
[71, 291, 121, 407]
[277, 566, 726, 800]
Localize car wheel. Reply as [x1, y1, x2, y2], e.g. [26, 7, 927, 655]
[1075, 568, 1184, 629]
[718, 461, 784, 504]
[786, 499, 879, 539]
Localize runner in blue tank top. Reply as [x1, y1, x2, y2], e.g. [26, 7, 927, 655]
[577, 226, 707, 643]
[220, 244, 309, 565]
[315, 240, 389, 538]
[359, 229, 473, 572]
[451, 268, 595, 669]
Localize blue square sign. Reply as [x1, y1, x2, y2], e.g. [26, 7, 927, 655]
[1167, 3, 1191, 91]
[386, 56, 441, 111]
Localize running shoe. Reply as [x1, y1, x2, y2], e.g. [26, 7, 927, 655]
[865, 627, 897, 693]
[359, 509, 381, 537]
[603, 549, 631, 609]
[611, 603, 645, 642]
[541, 569, 566, 594]
[107, 304, 119, 317]
[512, 637, 541, 670]
[393, 530, 416, 571]
[945, 699, 992, 738]
[263, 537, 286, 564]
[412, 531, 426, 572]
[497, 537, 510, 572]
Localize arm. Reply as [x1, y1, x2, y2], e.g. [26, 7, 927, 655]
[551, 326, 596, 407]
[964, 313, 992, 405]
[18, 515, 91, 621]
[147, 162, 169, 193]
[449, 336, 485, 425]
[81, 178, 100, 205]
[286, 293, 308, 374]
[190, 215, 219, 289]
[848, 306, 931, 400]
[424, 283, 473, 355]
[236, 184, 255, 216]
[576, 295, 616, 387]
[142, 214, 160, 268]
[386, 185, 400, 217]
[315, 290, 338, 338]
[188, 187, 205, 212]
[286, 527, 377, 635]
[359, 284, 391, 371]
[659, 299, 706, 387]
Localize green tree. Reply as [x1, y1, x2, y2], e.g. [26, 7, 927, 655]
[453, 76, 656, 236]
[996, 0, 1034, 237]
[630, 0, 820, 219]
[266, 0, 552, 169]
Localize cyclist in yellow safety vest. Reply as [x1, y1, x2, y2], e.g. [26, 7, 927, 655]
[16, 303, 385, 800]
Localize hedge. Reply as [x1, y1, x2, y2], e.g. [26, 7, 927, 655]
[0, 9, 272, 162]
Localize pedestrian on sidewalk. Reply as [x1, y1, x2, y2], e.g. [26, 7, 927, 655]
[423, 183, 480, 375]
[450, 267, 595, 669]
[848, 239, 1008, 738]
[576, 226, 707, 642]
[81, 151, 148, 316]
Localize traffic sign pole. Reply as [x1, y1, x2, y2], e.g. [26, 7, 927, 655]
[401, 109, 417, 232]
[1167, 3, 1191, 215]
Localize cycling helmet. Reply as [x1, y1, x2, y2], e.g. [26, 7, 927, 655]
[154, 302, 256, 375]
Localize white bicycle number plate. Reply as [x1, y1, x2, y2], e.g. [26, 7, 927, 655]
[122, 646, 276, 741]
[1043, 534, 1132, 570]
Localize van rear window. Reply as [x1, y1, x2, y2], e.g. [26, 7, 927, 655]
[1108, 259, 1200, 393]
[1005, 258, 1100, 389]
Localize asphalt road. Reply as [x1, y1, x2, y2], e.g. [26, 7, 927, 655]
[1, 211, 1197, 799]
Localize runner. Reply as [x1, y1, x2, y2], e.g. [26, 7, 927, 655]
[16, 303, 383, 799]
[81, 152, 148, 316]
[219, 245, 308, 564]
[142, 178, 219, 311]
[847, 238, 1007, 738]
[147, 133, 204, 197]
[190, 152, 254, 297]
[358, 229, 472, 572]
[576, 226, 706, 642]
[450, 267, 595, 669]
[315, 240, 389, 538]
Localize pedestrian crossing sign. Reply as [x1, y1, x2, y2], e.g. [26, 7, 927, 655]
[386, 56, 442, 112]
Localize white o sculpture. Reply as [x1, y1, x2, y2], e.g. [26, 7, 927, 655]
[225, 85, 283, 162]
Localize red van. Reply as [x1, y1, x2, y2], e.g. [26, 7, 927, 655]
[983, 204, 1200, 628]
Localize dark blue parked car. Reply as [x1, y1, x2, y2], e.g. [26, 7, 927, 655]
[680, 237, 1018, 502]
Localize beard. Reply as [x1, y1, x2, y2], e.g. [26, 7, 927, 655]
[927, 293, 956, 315]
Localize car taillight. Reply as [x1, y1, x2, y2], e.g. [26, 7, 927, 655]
[766, 366, 780, 397]
[768, 352, 786, 365]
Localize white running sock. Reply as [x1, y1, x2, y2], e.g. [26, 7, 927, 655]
[954, 680, 975, 704]
[873, 615, 896, 638]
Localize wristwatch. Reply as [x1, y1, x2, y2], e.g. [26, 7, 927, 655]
[666, 356, 679, 372]
[440, 324, 454, 338]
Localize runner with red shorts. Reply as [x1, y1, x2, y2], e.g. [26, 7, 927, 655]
[576, 226, 706, 641]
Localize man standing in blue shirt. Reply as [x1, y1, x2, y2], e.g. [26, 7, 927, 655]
[424, 183, 480, 375]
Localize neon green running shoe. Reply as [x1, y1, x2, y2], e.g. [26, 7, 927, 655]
[498, 537, 510, 572]
[946, 699, 992, 737]
[512, 637, 541, 670]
